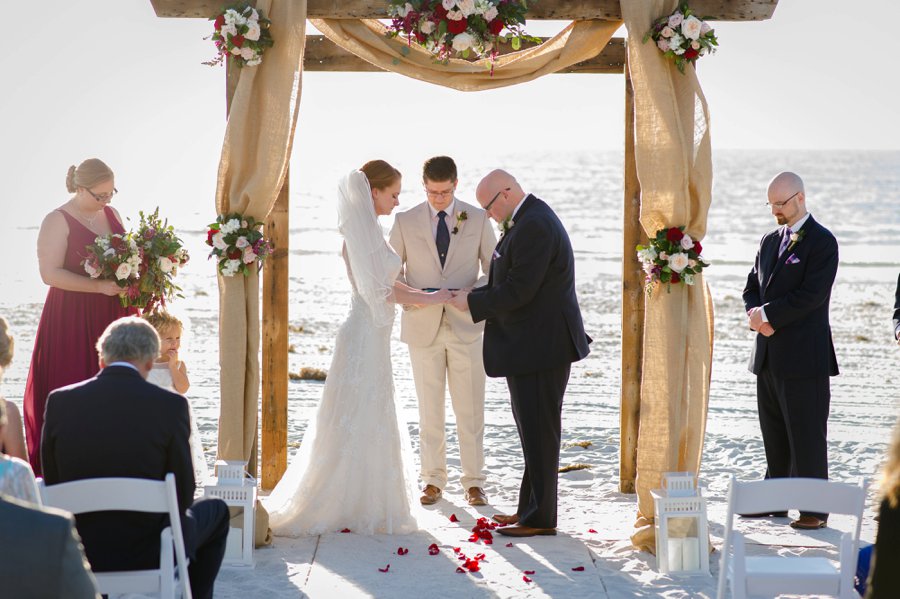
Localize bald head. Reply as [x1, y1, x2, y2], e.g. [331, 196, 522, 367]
[476, 169, 524, 222]
[768, 172, 804, 198]
[767, 171, 807, 226]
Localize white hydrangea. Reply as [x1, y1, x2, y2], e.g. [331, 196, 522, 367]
[682, 273, 695, 285]
[220, 218, 241, 234]
[221, 23, 237, 37]
[669, 33, 685, 54]
[246, 57, 262, 67]
[221, 259, 241, 277]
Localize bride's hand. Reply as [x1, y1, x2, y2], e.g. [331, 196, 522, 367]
[429, 289, 453, 304]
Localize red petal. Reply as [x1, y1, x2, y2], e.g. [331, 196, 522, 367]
[572, 566, 586, 571]
[453, 547, 461, 553]
[523, 575, 533, 583]
[474, 553, 486, 561]
[427, 543, 440, 556]
[340, 528, 351, 533]
[456, 567, 466, 573]
[588, 529, 598, 533]
[524, 570, 535, 575]
[505, 543, 513, 548]
[449, 514, 459, 522]
[397, 547, 408, 555]
[469, 534, 479, 542]
[378, 564, 390, 573]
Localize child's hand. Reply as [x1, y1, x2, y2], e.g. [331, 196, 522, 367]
[166, 349, 180, 368]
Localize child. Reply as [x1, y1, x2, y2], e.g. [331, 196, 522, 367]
[143, 310, 209, 486]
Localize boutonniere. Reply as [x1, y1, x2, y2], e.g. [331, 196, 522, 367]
[451, 211, 467, 235]
[787, 228, 806, 252]
[500, 218, 515, 237]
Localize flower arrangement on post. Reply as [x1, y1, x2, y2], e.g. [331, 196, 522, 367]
[204, 4, 274, 68]
[386, 0, 539, 66]
[636, 227, 709, 295]
[643, 3, 717, 74]
[82, 208, 189, 311]
[206, 214, 273, 277]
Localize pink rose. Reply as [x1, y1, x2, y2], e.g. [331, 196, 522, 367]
[668, 12, 683, 28]
[657, 39, 670, 52]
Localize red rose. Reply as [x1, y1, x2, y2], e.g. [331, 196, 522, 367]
[692, 240, 703, 255]
[488, 19, 504, 35]
[214, 15, 225, 30]
[684, 48, 699, 61]
[227, 248, 242, 260]
[447, 16, 468, 34]
[206, 229, 216, 245]
[415, 31, 427, 44]
[232, 34, 245, 48]
[110, 236, 125, 250]
[666, 227, 684, 243]
[433, 5, 448, 19]
[670, 272, 681, 284]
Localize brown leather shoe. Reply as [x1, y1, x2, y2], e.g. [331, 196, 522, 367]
[420, 484, 442, 505]
[790, 515, 827, 530]
[466, 487, 488, 506]
[497, 525, 557, 537]
[492, 513, 519, 525]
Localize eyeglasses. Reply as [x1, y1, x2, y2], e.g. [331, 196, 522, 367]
[86, 187, 118, 203]
[484, 188, 509, 211]
[424, 188, 454, 200]
[765, 191, 799, 209]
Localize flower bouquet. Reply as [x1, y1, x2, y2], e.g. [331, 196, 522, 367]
[636, 226, 709, 294]
[204, 4, 274, 68]
[206, 214, 273, 277]
[83, 232, 142, 305]
[386, 0, 539, 65]
[643, 3, 717, 73]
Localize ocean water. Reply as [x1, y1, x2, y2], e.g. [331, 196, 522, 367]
[2, 149, 899, 470]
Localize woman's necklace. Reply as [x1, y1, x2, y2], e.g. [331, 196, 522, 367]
[72, 202, 100, 227]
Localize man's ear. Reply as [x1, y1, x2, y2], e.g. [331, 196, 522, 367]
[99, 358, 107, 369]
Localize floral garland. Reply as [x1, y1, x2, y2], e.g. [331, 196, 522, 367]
[206, 214, 273, 277]
[83, 208, 189, 311]
[204, 4, 274, 68]
[644, 3, 717, 74]
[635, 226, 708, 294]
[386, 0, 538, 65]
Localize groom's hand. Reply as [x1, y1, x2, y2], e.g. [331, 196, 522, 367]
[448, 290, 470, 312]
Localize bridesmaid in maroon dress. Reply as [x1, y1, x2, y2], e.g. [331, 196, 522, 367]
[23, 158, 136, 475]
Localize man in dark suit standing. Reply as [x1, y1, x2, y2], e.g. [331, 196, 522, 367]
[743, 171, 839, 530]
[448, 169, 591, 537]
[42, 317, 229, 599]
[893, 272, 900, 344]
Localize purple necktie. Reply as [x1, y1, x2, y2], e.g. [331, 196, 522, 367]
[778, 227, 792, 257]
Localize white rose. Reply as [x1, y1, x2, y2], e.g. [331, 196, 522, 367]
[240, 47, 255, 61]
[447, 9, 464, 21]
[691, 40, 700, 50]
[421, 20, 436, 34]
[457, 0, 476, 17]
[246, 57, 262, 67]
[484, 6, 498, 21]
[661, 26, 674, 38]
[442, 0, 456, 10]
[682, 273, 695, 285]
[668, 252, 689, 273]
[452, 32, 475, 52]
[245, 21, 261, 41]
[681, 16, 703, 41]
[243, 247, 258, 264]
[680, 234, 694, 250]
[235, 236, 250, 248]
[231, 46, 242, 56]
[84, 262, 100, 278]
[212, 231, 227, 251]
[115, 263, 132, 281]
[158, 256, 174, 274]
[221, 23, 237, 37]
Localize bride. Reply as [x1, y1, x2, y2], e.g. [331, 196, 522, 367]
[265, 160, 451, 536]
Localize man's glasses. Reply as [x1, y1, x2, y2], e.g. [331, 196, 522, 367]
[424, 188, 454, 199]
[86, 187, 118, 203]
[485, 188, 509, 211]
[765, 191, 799, 209]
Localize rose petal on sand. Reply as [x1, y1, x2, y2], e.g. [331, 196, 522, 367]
[427, 543, 440, 556]
[505, 543, 514, 548]
[572, 566, 585, 571]
[588, 528, 598, 533]
[524, 570, 535, 575]
[396, 547, 408, 555]
[523, 575, 533, 583]
[340, 528, 351, 533]
[449, 514, 459, 522]
[378, 564, 390, 573]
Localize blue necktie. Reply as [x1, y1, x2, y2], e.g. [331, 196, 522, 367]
[436, 210, 450, 268]
[778, 227, 792, 257]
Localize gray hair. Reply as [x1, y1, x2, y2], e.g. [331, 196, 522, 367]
[96, 317, 160, 365]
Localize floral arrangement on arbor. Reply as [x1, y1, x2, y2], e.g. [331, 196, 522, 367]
[204, 4, 274, 68]
[206, 214, 273, 277]
[82, 208, 189, 311]
[386, 0, 538, 64]
[636, 226, 708, 294]
[644, 3, 717, 73]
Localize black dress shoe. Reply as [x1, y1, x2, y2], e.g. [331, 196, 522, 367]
[739, 511, 788, 518]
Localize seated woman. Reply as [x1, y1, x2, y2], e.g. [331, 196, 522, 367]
[0, 398, 40, 505]
[0, 317, 26, 460]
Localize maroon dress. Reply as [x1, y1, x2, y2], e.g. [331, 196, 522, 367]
[23, 206, 136, 475]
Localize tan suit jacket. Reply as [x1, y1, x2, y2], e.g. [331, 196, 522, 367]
[389, 199, 496, 347]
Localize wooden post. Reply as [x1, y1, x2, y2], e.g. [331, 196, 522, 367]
[261, 177, 289, 490]
[620, 50, 645, 494]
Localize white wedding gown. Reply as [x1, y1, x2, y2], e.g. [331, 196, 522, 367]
[265, 171, 420, 537]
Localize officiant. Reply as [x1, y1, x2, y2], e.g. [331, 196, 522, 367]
[389, 156, 496, 507]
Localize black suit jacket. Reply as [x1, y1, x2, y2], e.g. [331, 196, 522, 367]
[893, 272, 900, 340]
[742, 215, 839, 379]
[41, 365, 194, 572]
[468, 195, 590, 377]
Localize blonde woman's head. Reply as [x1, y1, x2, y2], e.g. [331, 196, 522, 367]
[66, 158, 114, 194]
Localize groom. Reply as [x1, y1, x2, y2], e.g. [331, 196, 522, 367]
[449, 169, 591, 537]
[389, 156, 497, 506]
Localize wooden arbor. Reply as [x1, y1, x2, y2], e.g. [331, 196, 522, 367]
[150, 0, 778, 491]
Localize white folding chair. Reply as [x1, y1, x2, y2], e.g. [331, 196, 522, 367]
[38, 473, 192, 599]
[717, 475, 867, 599]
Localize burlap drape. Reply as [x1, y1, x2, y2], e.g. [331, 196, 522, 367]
[215, 0, 307, 545]
[310, 19, 620, 92]
[621, 1, 715, 552]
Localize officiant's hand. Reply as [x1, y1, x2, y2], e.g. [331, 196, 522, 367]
[747, 307, 765, 331]
[448, 290, 470, 312]
[758, 322, 775, 337]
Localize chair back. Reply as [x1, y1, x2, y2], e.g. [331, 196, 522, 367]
[38, 473, 191, 599]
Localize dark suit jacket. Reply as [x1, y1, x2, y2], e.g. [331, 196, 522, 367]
[893, 272, 900, 340]
[41, 365, 194, 572]
[468, 195, 590, 377]
[742, 215, 839, 379]
[0, 494, 99, 598]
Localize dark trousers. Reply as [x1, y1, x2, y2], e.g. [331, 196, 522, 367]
[183, 497, 229, 599]
[757, 361, 830, 519]
[506, 365, 570, 529]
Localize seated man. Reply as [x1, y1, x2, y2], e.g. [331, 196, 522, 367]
[41, 317, 228, 599]
[0, 493, 99, 599]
